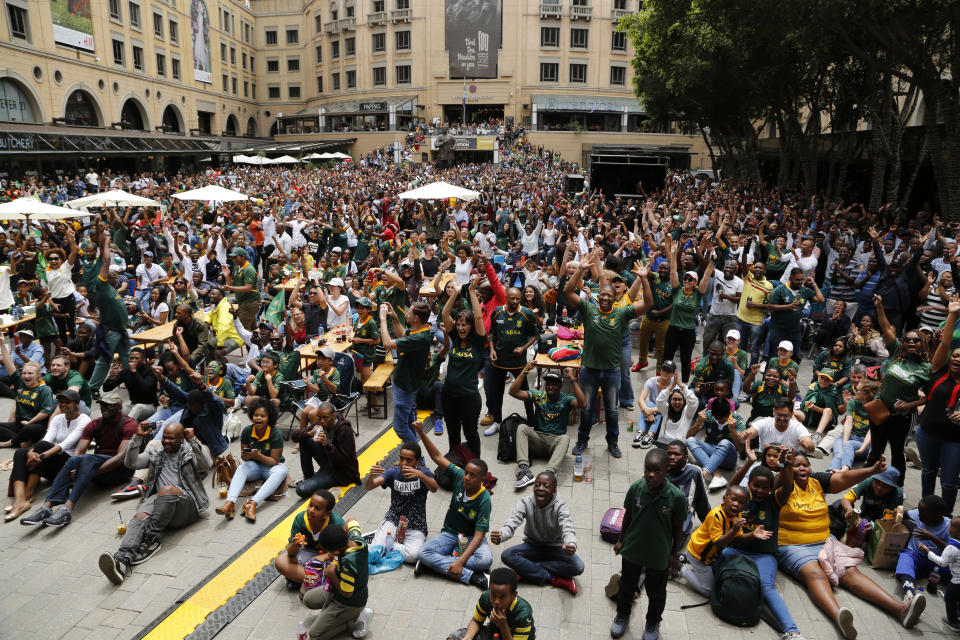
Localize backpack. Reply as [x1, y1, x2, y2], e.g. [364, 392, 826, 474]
[496, 413, 526, 463]
[600, 508, 625, 543]
[709, 553, 762, 626]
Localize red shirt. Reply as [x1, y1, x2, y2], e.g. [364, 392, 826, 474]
[80, 416, 138, 456]
[481, 261, 506, 338]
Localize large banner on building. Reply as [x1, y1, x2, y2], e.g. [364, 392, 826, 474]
[191, 0, 213, 84]
[50, 0, 94, 51]
[445, 0, 500, 78]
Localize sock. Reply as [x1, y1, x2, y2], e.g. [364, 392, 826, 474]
[901, 580, 915, 595]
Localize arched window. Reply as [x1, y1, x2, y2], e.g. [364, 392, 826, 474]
[162, 105, 183, 132]
[225, 114, 239, 135]
[64, 89, 101, 126]
[120, 98, 146, 130]
[0, 78, 38, 122]
[245, 117, 258, 136]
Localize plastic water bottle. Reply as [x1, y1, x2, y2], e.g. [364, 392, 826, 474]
[297, 621, 307, 640]
[455, 533, 468, 557]
[583, 453, 593, 483]
[561, 307, 568, 327]
[574, 454, 584, 482]
[384, 529, 394, 553]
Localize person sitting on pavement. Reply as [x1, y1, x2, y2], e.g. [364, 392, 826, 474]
[98, 420, 212, 585]
[414, 420, 493, 590]
[301, 519, 374, 640]
[292, 400, 359, 498]
[103, 347, 159, 421]
[0, 356, 55, 449]
[895, 494, 952, 600]
[273, 490, 344, 589]
[685, 391, 745, 491]
[5, 389, 90, 521]
[508, 366, 585, 488]
[298, 346, 340, 432]
[691, 341, 736, 409]
[145, 350, 196, 425]
[243, 350, 283, 410]
[169, 303, 217, 366]
[735, 398, 817, 463]
[363, 440, 437, 564]
[827, 379, 878, 472]
[43, 354, 92, 417]
[767, 340, 801, 380]
[491, 469, 583, 594]
[633, 361, 676, 449]
[215, 398, 288, 523]
[830, 467, 903, 541]
[664, 440, 711, 545]
[654, 371, 698, 444]
[802, 370, 842, 457]
[445, 567, 535, 640]
[741, 363, 798, 422]
[19, 392, 137, 528]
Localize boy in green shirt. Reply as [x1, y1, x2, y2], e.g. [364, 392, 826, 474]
[446, 567, 536, 640]
[802, 370, 842, 456]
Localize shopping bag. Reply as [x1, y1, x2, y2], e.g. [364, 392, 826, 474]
[863, 515, 910, 569]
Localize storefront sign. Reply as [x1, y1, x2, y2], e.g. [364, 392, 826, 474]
[0, 134, 36, 151]
[359, 101, 387, 112]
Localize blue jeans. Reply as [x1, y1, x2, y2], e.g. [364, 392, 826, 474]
[419, 531, 493, 584]
[896, 547, 950, 583]
[686, 439, 737, 474]
[915, 425, 960, 512]
[88, 327, 131, 392]
[766, 325, 804, 363]
[722, 548, 798, 634]
[828, 435, 869, 471]
[736, 319, 764, 366]
[619, 332, 635, 407]
[732, 370, 743, 399]
[147, 406, 182, 431]
[226, 460, 289, 506]
[501, 542, 585, 585]
[577, 366, 621, 447]
[47, 453, 133, 506]
[393, 385, 418, 444]
[641, 399, 662, 436]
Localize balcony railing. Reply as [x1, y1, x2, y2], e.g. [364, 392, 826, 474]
[337, 17, 356, 30]
[540, 4, 562, 18]
[570, 5, 593, 20]
[613, 8, 633, 19]
[367, 11, 386, 26]
[390, 8, 411, 22]
[323, 21, 338, 34]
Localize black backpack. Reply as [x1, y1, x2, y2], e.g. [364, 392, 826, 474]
[709, 553, 762, 626]
[496, 413, 527, 463]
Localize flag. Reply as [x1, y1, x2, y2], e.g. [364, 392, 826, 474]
[264, 292, 285, 327]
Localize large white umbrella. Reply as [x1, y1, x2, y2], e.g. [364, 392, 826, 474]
[65, 189, 161, 209]
[270, 155, 299, 164]
[172, 185, 248, 202]
[242, 155, 274, 166]
[232, 154, 252, 163]
[398, 181, 481, 201]
[330, 152, 351, 159]
[302, 153, 328, 160]
[0, 197, 80, 220]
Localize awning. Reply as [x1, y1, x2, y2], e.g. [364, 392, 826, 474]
[531, 94, 645, 114]
[318, 96, 418, 115]
[241, 139, 356, 154]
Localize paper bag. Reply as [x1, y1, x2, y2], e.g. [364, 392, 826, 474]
[863, 518, 910, 569]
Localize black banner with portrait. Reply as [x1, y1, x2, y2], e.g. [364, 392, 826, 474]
[445, 0, 500, 78]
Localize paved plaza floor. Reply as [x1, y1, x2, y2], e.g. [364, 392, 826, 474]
[0, 354, 949, 640]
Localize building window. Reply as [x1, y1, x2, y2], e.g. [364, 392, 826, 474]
[397, 0, 409, 8]
[152, 12, 163, 37]
[332, 72, 340, 90]
[112, 39, 124, 65]
[268, 85, 280, 99]
[346, 69, 356, 88]
[128, 2, 140, 29]
[345, 2, 354, 17]
[372, 66, 385, 86]
[156, 53, 166, 76]
[374, 0, 384, 11]
[286, 28, 298, 44]
[614, 0, 628, 9]
[539, 62, 558, 82]
[316, 76, 323, 92]
[395, 64, 410, 84]
[265, 29, 277, 45]
[610, 65, 626, 85]
[315, 45, 322, 63]
[243, 80, 248, 96]
[540, 27, 559, 48]
[232, 76, 237, 94]
[571, 28, 588, 49]
[250, 55, 255, 69]
[7, 3, 28, 40]
[287, 58, 300, 71]
[220, 42, 226, 61]
[252, 83, 256, 98]
[315, 14, 322, 33]
[289, 85, 300, 98]
[345, 36, 355, 56]
[395, 30, 410, 51]
[267, 59, 279, 72]
[169, 19, 178, 43]
[611, 30, 626, 51]
[331, 40, 340, 59]
[570, 63, 587, 83]
[171, 57, 180, 79]
[372, 32, 385, 53]
[108, 0, 121, 21]
[242, 51, 247, 69]
[572, 0, 587, 5]
[230, 47, 236, 65]
[222, 74, 228, 91]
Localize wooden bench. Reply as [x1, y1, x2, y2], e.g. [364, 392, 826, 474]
[362, 353, 395, 419]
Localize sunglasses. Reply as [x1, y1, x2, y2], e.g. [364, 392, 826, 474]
[902, 336, 922, 343]
[683, 275, 696, 281]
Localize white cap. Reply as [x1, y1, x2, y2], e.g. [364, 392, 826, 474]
[777, 340, 794, 352]
[328, 277, 344, 288]
[726, 329, 740, 341]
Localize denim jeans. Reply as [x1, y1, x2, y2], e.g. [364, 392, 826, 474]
[393, 385, 419, 444]
[500, 542, 585, 584]
[915, 425, 960, 512]
[686, 438, 738, 474]
[47, 453, 133, 506]
[828, 435, 869, 471]
[735, 319, 765, 366]
[577, 366, 621, 447]
[722, 548, 799, 634]
[418, 531, 493, 584]
[619, 332, 635, 407]
[88, 327, 131, 392]
[640, 399, 662, 436]
[732, 370, 743, 399]
[146, 406, 182, 433]
[226, 460, 289, 506]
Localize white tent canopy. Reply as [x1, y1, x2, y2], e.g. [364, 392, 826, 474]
[398, 181, 481, 201]
[172, 185, 248, 202]
[302, 153, 330, 160]
[330, 152, 351, 159]
[270, 155, 299, 164]
[0, 197, 81, 220]
[65, 189, 161, 209]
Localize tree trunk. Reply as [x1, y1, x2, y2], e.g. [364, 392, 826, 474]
[869, 126, 887, 211]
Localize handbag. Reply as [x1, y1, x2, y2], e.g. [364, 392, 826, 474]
[863, 398, 891, 425]
[212, 454, 238, 488]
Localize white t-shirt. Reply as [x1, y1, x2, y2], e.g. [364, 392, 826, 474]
[45, 262, 77, 299]
[41, 413, 91, 456]
[262, 214, 277, 248]
[150, 302, 169, 323]
[709, 275, 744, 316]
[325, 294, 351, 328]
[136, 263, 167, 286]
[0, 265, 13, 309]
[750, 417, 808, 449]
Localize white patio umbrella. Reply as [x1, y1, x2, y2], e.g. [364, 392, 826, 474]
[270, 155, 299, 164]
[330, 152, 351, 159]
[65, 189, 161, 209]
[232, 154, 252, 163]
[172, 185, 248, 202]
[302, 153, 327, 160]
[0, 197, 81, 220]
[398, 181, 481, 201]
[241, 155, 274, 166]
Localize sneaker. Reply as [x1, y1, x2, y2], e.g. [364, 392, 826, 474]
[632, 431, 644, 448]
[285, 579, 302, 591]
[837, 606, 856, 639]
[514, 466, 535, 489]
[43, 507, 72, 528]
[738, 392, 749, 404]
[131, 537, 162, 565]
[480, 414, 495, 426]
[111, 482, 147, 500]
[901, 591, 925, 628]
[808, 446, 824, 459]
[433, 417, 444, 436]
[413, 559, 426, 577]
[20, 505, 52, 526]
[642, 623, 660, 640]
[608, 444, 623, 458]
[901, 580, 916, 598]
[551, 576, 577, 595]
[610, 614, 629, 638]
[631, 361, 647, 372]
[99, 552, 128, 585]
[942, 617, 960, 633]
[571, 441, 587, 456]
[640, 432, 654, 449]
[708, 475, 729, 491]
[620, 404, 634, 411]
[812, 432, 823, 446]
[905, 446, 922, 469]
[483, 422, 500, 436]
[778, 633, 806, 640]
[469, 571, 489, 590]
[352, 607, 373, 639]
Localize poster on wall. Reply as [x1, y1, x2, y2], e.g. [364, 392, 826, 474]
[191, 0, 213, 84]
[445, 0, 500, 78]
[50, 0, 94, 51]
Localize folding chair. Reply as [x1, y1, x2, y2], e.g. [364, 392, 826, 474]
[330, 352, 361, 435]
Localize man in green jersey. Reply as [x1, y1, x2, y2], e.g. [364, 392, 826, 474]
[225, 247, 260, 330]
[83, 228, 131, 392]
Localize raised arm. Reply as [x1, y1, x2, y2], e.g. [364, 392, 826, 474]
[872, 295, 897, 344]
[932, 296, 960, 371]
[412, 420, 450, 472]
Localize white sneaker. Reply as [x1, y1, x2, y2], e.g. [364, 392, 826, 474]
[352, 607, 373, 638]
[708, 475, 728, 491]
[483, 422, 500, 436]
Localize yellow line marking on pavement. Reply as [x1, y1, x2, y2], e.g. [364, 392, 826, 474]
[143, 420, 407, 640]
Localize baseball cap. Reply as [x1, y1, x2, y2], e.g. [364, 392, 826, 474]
[331, 246, 343, 253]
[259, 320, 275, 331]
[143, 251, 154, 258]
[777, 340, 794, 352]
[816, 369, 835, 380]
[660, 360, 677, 373]
[328, 277, 344, 288]
[543, 371, 562, 383]
[99, 391, 124, 405]
[356, 296, 373, 308]
[229, 247, 247, 257]
[318, 346, 335, 359]
[872, 467, 901, 487]
[726, 329, 741, 341]
[15, 329, 33, 338]
[56, 389, 81, 403]
[683, 270, 699, 282]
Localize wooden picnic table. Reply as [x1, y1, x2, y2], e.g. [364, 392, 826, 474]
[131, 311, 207, 349]
[419, 273, 456, 297]
[298, 327, 355, 363]
[277, 278, 300, 293]
[533, 332, 582, 386]
[0, 314, 37, 334]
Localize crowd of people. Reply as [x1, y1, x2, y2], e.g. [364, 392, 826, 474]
[0, 135, 957, 640]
